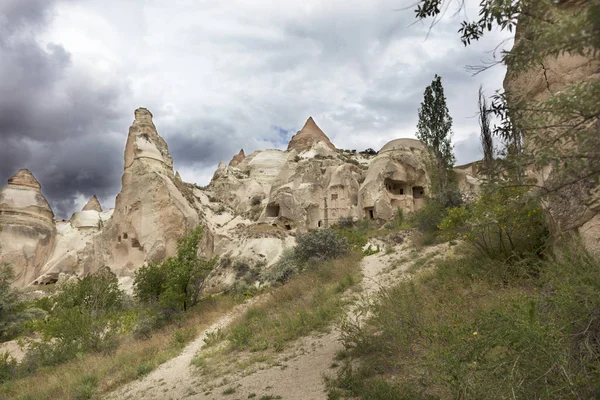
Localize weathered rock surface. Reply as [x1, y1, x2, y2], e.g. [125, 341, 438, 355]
[504, 1, 600, 257]
[359, 139, 429, 221]
[229, 149, 246, 167]
[0, 170, 56, 286]
[82, 195, 102, 212]
[1, 111, 452, 289]
[80, 108, 200, 280]
[287, 117, 336, 152]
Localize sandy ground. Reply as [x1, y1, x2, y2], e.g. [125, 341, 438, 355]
[104, 241, 444, 400]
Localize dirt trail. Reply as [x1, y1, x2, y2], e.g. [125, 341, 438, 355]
[105, 242, 438, 400]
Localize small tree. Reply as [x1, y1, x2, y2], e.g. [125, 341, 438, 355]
[0, 265, 20, 342]
[134, 226, 215, 311]
[416, 74, 455, 196]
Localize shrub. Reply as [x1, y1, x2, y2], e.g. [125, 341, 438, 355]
[134, 226, 215, 311]
[439, 186, 549, 262]
[0, 352, 16, 384]
[0, 265, 43, 342]
[260, 249, 300, 284]
[31, 267, 124, 359]
[410, 199, 446, 234]
[294, 229, 349, 263]
[336, 216, 355, 229]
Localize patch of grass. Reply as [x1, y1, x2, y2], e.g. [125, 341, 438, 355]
[222, 386, 236, 395]
[0, 295, 240, 400]
[136, 363, 153, 378]
[330, 245, 600, 399]
[227, 253, 361, 352]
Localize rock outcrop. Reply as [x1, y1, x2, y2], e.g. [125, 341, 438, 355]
[229, 149, 246, 167]
[82, 195, 102, 212]
[80, 108, 199, 279]
[1, 110, 450, 289]
[287, 117, 336, 152]
[358, 139, 429, 221]
[0, 170, 56, 286]
[504, 1, 600, 257]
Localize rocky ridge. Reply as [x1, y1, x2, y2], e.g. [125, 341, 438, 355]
[0, 109, 479, 289]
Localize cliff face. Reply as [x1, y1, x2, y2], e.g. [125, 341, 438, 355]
[503, 1, 600, 256]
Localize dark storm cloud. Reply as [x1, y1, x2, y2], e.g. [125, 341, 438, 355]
[0, 0, 130, 218]
[165, 119, 239, 168]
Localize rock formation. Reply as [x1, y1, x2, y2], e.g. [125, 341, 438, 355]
[504, 1, 600, 257]
[287, 117, 336, 152]
[82, 195, 102, 212]
[80, 108, 199, 278]
[0, 170, 56, 286]
[0, 110, 455, 289]
[229, 149, 246, 167]
[359, 139, 429, 221]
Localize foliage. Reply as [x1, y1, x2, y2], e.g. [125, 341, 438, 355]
[260, 249, 300, 284]
[415, 0, 600, 197]
[0, 265, 24, 342]
[439, 185, 549, 262]
[330, 245, 600, 399]
[32, 267, 124, 358]
[134, 226, 215, 311]
[416, 74, 455, 195]
[0, 352, 16, 384]
[409, 199, 447, 244]
[478, 85, 494, 172]
[226, 254, 361, 352]
[294, 229, 349, 263]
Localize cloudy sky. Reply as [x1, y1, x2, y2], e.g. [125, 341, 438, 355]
[0, 0, 512, 218]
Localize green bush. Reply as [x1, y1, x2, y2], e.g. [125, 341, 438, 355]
[439, 186, 549, 262]
[0, 265, 44, 342]
[134, 226, 215, 311]
[29, 267, 124, 363]
[409, 199, 447, 234]
[260, 249, 300, 284]
[0, 352, 16, 384]
[294, 229, 349, 263]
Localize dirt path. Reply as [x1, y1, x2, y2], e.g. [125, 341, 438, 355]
[105, 241, 439, 400]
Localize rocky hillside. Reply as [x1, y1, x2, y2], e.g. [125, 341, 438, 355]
[0, 108, 480, 289]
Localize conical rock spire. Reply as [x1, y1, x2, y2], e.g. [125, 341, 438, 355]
[287, 117, 336, 152]
[82, 195, 102, 212]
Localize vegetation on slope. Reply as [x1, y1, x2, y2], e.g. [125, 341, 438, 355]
[327, 183, 600, 399]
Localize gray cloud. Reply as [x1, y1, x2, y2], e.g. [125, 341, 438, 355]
[0, 0, 130, 218]
[0, 0, 511, 218]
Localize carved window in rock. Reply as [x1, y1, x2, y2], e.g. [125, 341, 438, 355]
[123, 232, 128, 239]
[266, 203, 280, 217]
[384, 178, 408, 196]
[331, 194, 338, 200]
[413, 186, 425, 199]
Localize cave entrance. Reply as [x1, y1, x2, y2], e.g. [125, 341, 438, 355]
[265, 203, 280, 217]
[413, 186, 425, 199]
[384, 178, 408, 195]
[364, 207, 375, 219]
